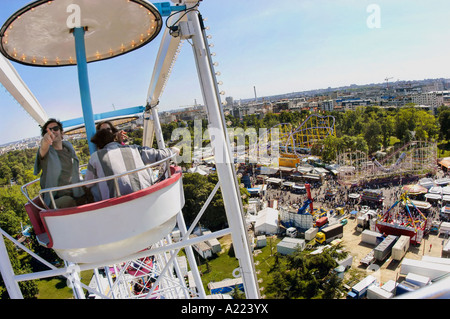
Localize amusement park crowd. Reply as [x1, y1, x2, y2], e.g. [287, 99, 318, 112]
[264, 167, 447, 224]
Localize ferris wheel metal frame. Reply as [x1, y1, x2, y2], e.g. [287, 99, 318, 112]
[0, 0, 260, 299]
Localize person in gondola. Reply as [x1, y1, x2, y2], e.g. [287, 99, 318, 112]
[85, 129, 179, 202]
[95, 120, 128, 145]
[34, 118, 85, 208]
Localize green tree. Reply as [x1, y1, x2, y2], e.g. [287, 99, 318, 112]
[380, 115, 395, 149]
[266, 246, 344, 299]
[438, 109, 450, 140]
[0, 210, 22, 235]
[0, 185, 29, 222]
[364, 119, 382, 154]
[181, 173, 249, 231]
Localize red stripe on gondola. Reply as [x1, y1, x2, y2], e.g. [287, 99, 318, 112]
[40, 166, 182, 248]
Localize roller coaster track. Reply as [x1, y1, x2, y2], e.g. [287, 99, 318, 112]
[338, 140, 437, 185]
[252, 114, 336, 160]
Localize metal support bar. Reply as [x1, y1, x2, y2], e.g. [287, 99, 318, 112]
[73, 27, 96, 154]
[186, 10, 260, 299]
[145, 181, 220, 298]
[0, 234, 23, 299]
[176, 213, 206, 298]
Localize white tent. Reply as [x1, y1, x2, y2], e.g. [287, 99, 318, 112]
[187, 166, 208, 175]
[442, 186, 450, 196]
[429, 186, 443, 195]
[254, 207, 279, 235]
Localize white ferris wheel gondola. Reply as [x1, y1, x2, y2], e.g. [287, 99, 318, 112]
[23, 158, 184, 264]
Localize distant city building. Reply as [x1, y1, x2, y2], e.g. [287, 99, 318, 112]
[320, 100, 335, 112]
[336, 98, 372, 111]
[159, 111, 177, 125]
[412, 91, 448, 114]
[225, 96, 234, 107]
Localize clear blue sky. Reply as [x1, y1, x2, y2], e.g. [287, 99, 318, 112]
[0, 0, 449, 145]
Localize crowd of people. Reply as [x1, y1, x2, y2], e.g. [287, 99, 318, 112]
[34, 118, 179, 209]
[260, 166, 448, 224]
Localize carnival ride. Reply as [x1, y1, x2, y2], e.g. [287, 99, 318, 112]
[296, 183, 314, 215]
[0, 0, 260, 299]
[279, 182, 328, 232]
[372, 191, 429, 245]
[337, 140, 437, 186]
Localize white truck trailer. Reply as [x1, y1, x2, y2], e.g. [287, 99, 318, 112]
[346, 275, 377, 299]
[361, 230, 383, 246]
[405, 273, 431, 287]
[440, 222, 450, 236]
[374, 235, 398, 261]
[367, 285, 393, 299]
[305, 227, 318, 241]
[392, 235, 410, 261]
[400, 258, 450, 281]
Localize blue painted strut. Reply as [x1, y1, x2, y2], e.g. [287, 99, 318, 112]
[73, 27, 97, 154]
[153, 2, 186, 16]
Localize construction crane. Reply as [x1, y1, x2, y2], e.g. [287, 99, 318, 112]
[385, 77, 394, 90]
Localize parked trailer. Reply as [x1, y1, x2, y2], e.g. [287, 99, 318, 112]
[360, 249, 376, 266]
[374, 235, 398, 261]
[381, 280, 398, 294]
[347, 275, 377, 299]
[305, 227, 318, 241]
[392, 235, 410, 261]
[421, 256, 450, 266]
[443, 239, 450, 258]
[400, 258, 450, 281]
[405, 273, 431, 287]
[440, 222, 450, 236]
[395, 281, 420, 296]
[316, 223, 343, 244]
[367, 285, 393, 299]
[361, 230, 383, 246]
[337, 254, 353, 270]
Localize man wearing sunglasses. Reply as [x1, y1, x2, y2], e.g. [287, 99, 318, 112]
[34, 118, 84, 209]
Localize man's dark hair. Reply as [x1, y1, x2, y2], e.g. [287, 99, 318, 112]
[91, 129, 115, 149]
[41, 118, 63, 137]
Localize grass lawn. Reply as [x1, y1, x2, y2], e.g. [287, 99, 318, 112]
[36, 270, 93, 299]
[196, 234, 281, 297]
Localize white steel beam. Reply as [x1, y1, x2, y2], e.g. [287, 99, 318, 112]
[186, 8, 260, 299]
[0, 234, 23, 299]
[0, 53, 47, 125]
[144, 13, 184, 148]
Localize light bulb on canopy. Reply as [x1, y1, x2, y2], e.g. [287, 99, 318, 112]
[0, 0, 163, 67]
[0, 0, 163, 154]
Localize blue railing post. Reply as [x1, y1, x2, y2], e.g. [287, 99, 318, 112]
[73, 27, 97, 154]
